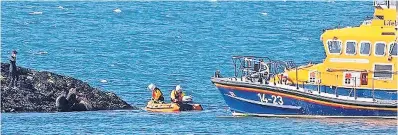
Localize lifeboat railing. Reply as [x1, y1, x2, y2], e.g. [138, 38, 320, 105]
[374, 0, 397, 8]
[303, 70, 396, 102]
[226, 56, 396, 103]
[230, 56, 312, 84]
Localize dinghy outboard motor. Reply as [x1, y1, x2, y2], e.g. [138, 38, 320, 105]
[182, 95, 193, 103]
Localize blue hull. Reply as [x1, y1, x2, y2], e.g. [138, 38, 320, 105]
[216, 84, 397, 117]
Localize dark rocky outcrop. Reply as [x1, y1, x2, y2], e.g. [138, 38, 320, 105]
[1, 63, 137, 113]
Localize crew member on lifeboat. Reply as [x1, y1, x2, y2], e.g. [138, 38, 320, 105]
[171, 85, 194, 111]
[148, 83, 164, 103]
[170, 85, 184, 103]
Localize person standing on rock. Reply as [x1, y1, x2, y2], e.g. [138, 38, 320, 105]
[9, 50, 18, 88]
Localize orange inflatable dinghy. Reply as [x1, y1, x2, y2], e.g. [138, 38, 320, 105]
[145, 100, 203, 112]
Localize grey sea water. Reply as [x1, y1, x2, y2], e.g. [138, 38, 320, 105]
[1, 1, 397, 134]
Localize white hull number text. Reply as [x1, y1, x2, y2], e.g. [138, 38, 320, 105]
[257, 93, 284, 105]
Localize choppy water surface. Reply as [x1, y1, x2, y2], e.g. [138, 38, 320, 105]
[1, 1, 397, 134]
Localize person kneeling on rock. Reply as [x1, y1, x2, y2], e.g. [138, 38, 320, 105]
[148, 83, 164, 103]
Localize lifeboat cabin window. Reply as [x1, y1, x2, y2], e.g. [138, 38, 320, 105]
[345, 41, 357, 55]
[359, 42, 371, 55]
[374, 42, 386, 56]
[373, 64, 393, 79]
[309, 71, 317, 83]
[327, 40, 342, 54]
[389, 42, 397, 56]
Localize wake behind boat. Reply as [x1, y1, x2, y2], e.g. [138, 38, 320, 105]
[211, 1, 397, 118]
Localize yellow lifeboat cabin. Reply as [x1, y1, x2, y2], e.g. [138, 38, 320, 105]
[211, 0, 397, 117]
[278, 0, 397, 101]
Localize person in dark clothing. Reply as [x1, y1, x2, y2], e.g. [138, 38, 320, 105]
[9, 50, 18, 88]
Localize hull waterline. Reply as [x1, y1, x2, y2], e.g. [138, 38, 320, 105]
[213, 79, 397, 118]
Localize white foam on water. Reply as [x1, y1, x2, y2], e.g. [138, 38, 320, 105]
[35, 51, 48, 55]
[113, 8, 122, 13]
[100, 79, 108, 83]
[261, 12, 268, 16]
[57, 6, 64, 9]
[29, 11, 42, 15]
